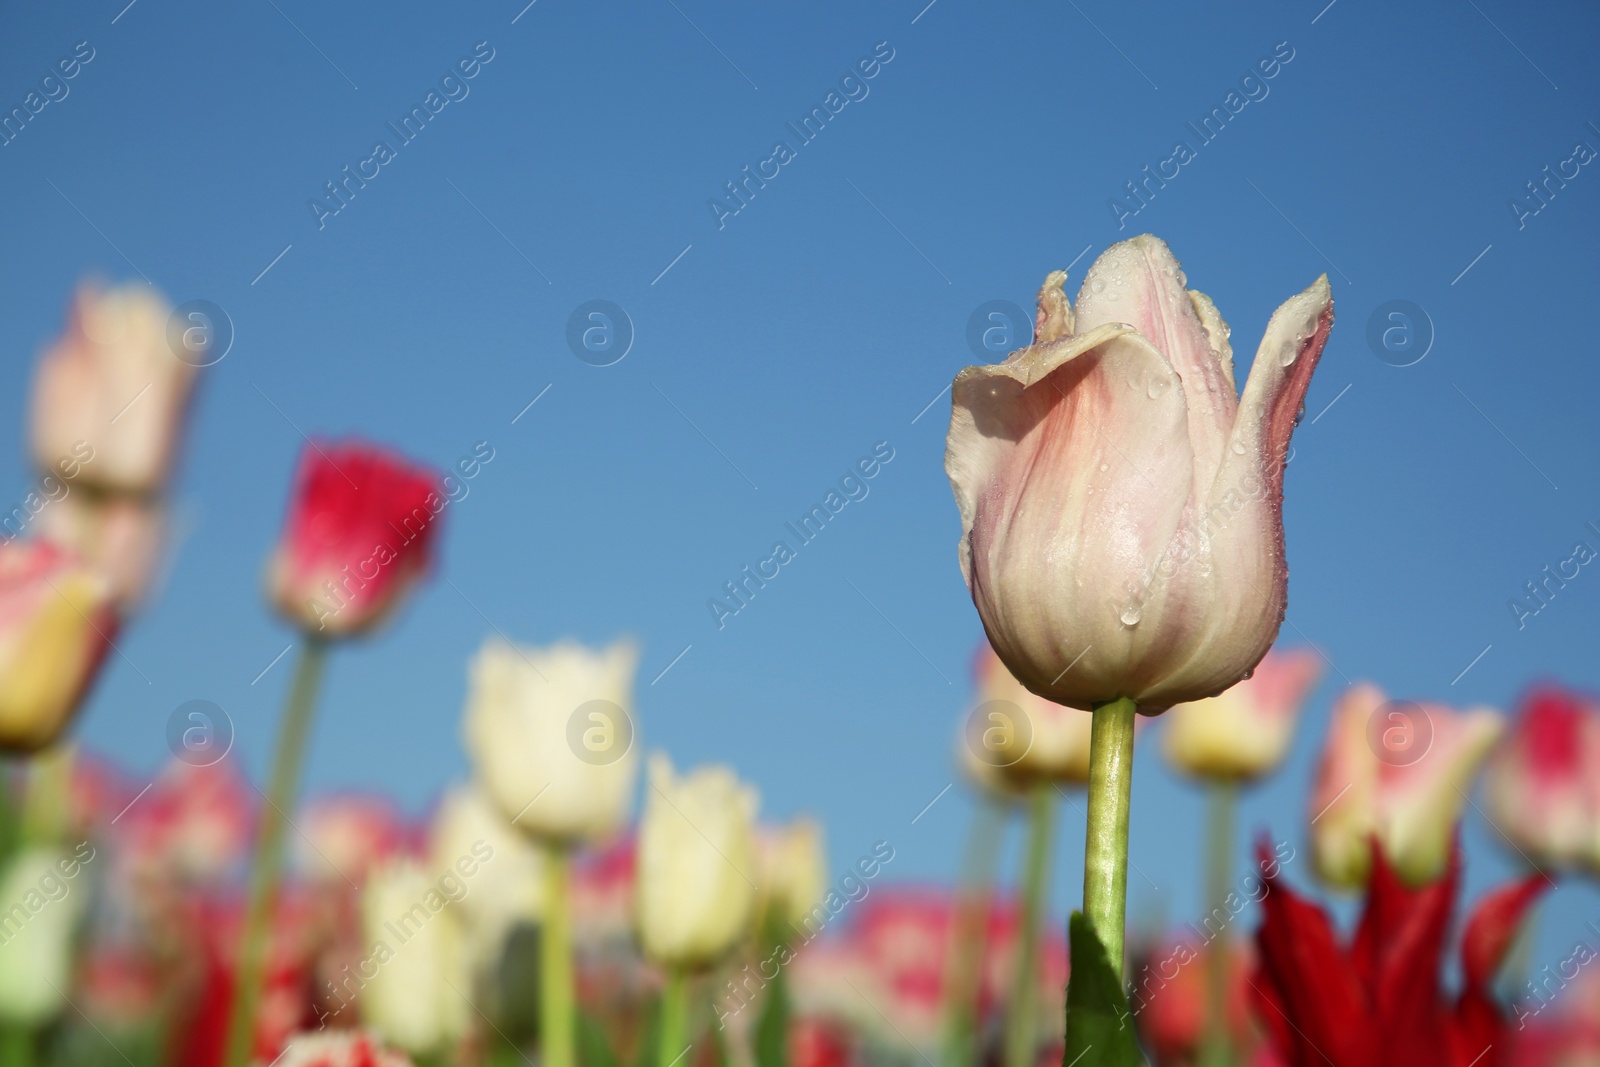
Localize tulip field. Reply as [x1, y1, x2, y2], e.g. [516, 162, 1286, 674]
[2, 4, 1598, 1067]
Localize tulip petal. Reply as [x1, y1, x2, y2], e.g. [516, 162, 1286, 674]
[946, 300, 1195, 706]
[1073, 235, 1237, 491]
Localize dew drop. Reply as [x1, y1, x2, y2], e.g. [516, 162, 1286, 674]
[1175, 269, 1187, 287]
[1231, 439, 1246, 455]
[1092, 278, 1105, 293]
[1279, 344, 1298, 368]
[1098, 462, 1109, 472]
[1119, 604, 1142, 627]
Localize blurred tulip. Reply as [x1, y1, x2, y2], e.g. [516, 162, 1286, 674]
[0, 846, 90, 1026]
[274, 1031, 415, 1067]
[464, 638, 640, 845]
[944, 235, 1332, 712]
[123, 757, 254, 884]
[1163, 645, 1323, 782]
[1309, 683, 1504, 889]
[357, 859, 470, 1056]
[1131, 936, 1256, 1067]
[30, 284, 198, 494]
[971, 643, 1096, 786]
[1484, 684, 1600, 874]
[36, 488, 167, 612]
[430, 784, 543, 970]
[636, 754, 759, 971]
[299, 795, 411, 886]
[572, 836, 635, 945]
[1253, 838, 1544, 1067]
[0, 539, 118, 754]
[757, 818, 827, 932]
[265, 440, 442, 638]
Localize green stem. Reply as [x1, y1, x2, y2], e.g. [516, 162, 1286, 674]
[1081, 696, 1137, 980]
[659, 967, 688, 1067]
[222, 639, 329, 1067]
[542, 843, 576, 1067]
[941, 796, 1008, 1067]
[1005, 785, 1055, 1067]
[1199, 781, 1236, 1067]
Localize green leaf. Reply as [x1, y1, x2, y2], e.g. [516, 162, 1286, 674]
[579, 1011, 623, 1067]
[1064, 912, 1145, 1066]
[754, 967, 790, 1067]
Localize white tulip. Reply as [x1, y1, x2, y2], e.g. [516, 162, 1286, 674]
[0, 847, 89, 1025]
[358, 859, 471, 1055]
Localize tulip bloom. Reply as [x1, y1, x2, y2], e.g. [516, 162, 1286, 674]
[0, 847, 89, 1026]
[265, 440, 442, 638]
[430, 784, 543, 971]
[273, 1032, 416, 1067]
[1164, 645, 1323, 782]
[463, 638, 641, 845]
[0, 539, 118, 754]
[30, 285, 199, 494]
[298, 795, 410, 885]
[636, 754, 760, 971]
[970, 643, 1096, 786]
[1309, 683, 1504, 889]
[358, 860, 470, 1055]
[1253, 838, 1544, 1067]
[945, 235, 1332, 711]
[756, 818, 828, 932]
[1484, 684, 1600, 874]
[37, 490, 166, 613]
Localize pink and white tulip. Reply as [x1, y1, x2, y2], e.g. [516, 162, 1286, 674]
[1163, 645, 1323, 781]
[945, 235, 1332, 711]
[1309, 683, 1503, 888]
[1484, 684, 1600, 874]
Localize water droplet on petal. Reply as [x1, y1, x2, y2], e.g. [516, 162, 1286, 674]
[1230, 439, 1246, 455]
[1092, 278, 1105, 293]
[1175, 270, 1187, 287]
[1119, 604, 1142, 627]
[1279, 344, 1298, 368]
[1098, 462, 1109, 472]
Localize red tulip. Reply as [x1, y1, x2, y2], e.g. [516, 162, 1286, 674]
[265, 441, 443, 638]
[1484, 684, 1600, 874]
[1251, 836, 1545, 1067]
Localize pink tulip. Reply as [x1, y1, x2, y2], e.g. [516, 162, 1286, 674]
[265, 440, 442, 638]
[297, 795, 412, 885]
[30, 284, 198, 494]
[1484, 684, 1600, 874]
[1308, 683, 1503, 889]
[1164, 645, 1324, 781]
[945, 235, 1332, 710]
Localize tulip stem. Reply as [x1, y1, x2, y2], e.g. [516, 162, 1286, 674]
[1082, 696, 1137, 980]
[1005, 784, 1055, 1067]
[542, 843, 576, 1067]
[1199, 780, 1236, 1067]
[659, 967, 688, 1067]
[941, 795, 1008, 1067]
[221, 639, 330, 1067]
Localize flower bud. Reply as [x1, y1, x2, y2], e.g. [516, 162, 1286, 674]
[0, 847, 88, 1026]
[1163, 646, 1323, 781]
[358, 859, 470, 1055]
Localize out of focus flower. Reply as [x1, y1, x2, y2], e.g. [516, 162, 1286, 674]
[970, 642, 1096, 786]
[572, 835, 635, 945]
[0, 539, 118, 754]
[1131, 936, 1256, 1066]
[1309, 683, 1503, 889]
[30, 284, 198, 494]
[1253, 838, 1544, 1067]
[430, 783, 542, 970]
[297, 795, 411, 887]
[79, 947, 162, 1029]
[1164, 645, 1323, 782]
[357, 859, 470, 1056]
[757, 818, 828, 931]
[123, 757, 254, 883]
[0, 846, 90, 1026]
[464, 638, 639, 845]
[945, 235, 1332, 711]
[1484, 684, 1600, 874]
[274, 1031, 415, 1067]
[635, 754, 759, 970]
[265, 440, 441, 638]
[37, 489, 167, 612]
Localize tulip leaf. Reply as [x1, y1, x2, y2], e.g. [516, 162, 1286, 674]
[1064, 911, 1146, 1066]
[579, 1010, 623, 1067]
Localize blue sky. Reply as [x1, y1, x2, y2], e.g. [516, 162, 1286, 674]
[2, 0, 1598, 969]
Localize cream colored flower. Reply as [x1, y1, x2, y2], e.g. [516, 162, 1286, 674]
[636, 754, 759, 970]
[0, 847, 88, 1025]
[358, 859, 470, 1055]
[757, 818, 827, 930]
[430, 783, 542, 970]
[463, 638, 640, 845]
[969, 642, 1096, 786]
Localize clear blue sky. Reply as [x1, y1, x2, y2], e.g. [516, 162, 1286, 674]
[2, 0, 1597, 967]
